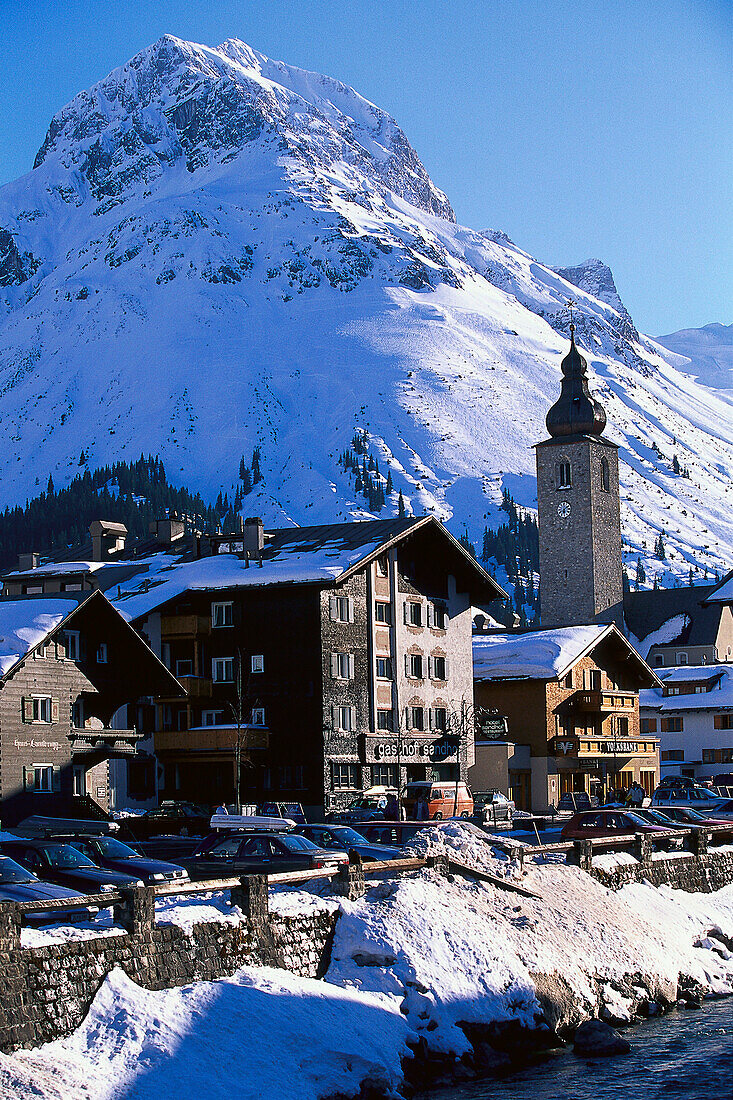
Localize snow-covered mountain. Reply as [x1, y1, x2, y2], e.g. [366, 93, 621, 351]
[654, 323, 733, 392]
[0, 34, 731, 586]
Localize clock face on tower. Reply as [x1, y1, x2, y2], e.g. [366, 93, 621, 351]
[557, 501, 571, 518]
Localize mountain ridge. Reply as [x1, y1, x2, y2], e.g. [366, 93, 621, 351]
[0, 35, 731, 592]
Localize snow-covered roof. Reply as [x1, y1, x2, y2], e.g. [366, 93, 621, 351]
[631, 614, 690, 659]
[473, 624, 612, 681]
[0, 595, 85, 677]
[4, 561, 108, 579]
[706, 571, 733, 604]
[640, 663, 733, 712]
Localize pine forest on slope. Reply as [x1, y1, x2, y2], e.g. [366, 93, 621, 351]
[0, 34, 730, 595]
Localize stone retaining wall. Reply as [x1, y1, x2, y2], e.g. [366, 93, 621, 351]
[0, 877, 338, 1054]
[566, 835, 733, 892]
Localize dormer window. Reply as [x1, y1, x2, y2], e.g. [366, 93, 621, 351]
[557, 460, 572, 489]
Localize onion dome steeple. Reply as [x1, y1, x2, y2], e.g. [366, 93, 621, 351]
[545, 323, 607, 438]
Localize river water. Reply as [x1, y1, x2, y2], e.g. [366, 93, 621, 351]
[418, 997, 733, 1100]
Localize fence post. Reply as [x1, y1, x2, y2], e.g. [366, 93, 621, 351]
[333, 851, 365, 900]
[231, 874, 269, 922]
[426, 853, 450, 877]
[116, 886, 155, 936]
[0, 902, 21, 954]
[568, 839, 593, 871]
[689, 827, 709, 859]
[632, 834, 652, 866]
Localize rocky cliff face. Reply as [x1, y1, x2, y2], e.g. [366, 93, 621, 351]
[0, 35, 730, 585]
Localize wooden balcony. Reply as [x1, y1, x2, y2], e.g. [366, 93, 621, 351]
[571, 691, 637, 713]
[155, 726, 269, 755]
[69, 727, 142, 757]
[157, 675, 212, 702]
[161, 614, 211, 638]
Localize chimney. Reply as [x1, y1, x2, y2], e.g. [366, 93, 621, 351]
[18, 552, 40, 572]
[89, 520, 128, 561]
[243, 517, 264, 559]
[151, 514, 186, 547]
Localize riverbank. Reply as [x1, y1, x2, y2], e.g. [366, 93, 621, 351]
[1, 823, 732, 1098]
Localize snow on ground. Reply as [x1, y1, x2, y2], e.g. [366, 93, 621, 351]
[0, 966, 409, 1100]
[5, 823, 733, 1098]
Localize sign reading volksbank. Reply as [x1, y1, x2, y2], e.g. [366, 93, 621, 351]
[370, 738, 459, 762]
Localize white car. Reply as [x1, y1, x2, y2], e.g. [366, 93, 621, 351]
[651, 786, 726, 813]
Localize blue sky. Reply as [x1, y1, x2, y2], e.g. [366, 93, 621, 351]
[1, 0, 730, 334]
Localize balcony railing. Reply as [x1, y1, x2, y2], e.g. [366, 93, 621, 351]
[155, 726, 269, 754]
[161, 614, 211, 638]
[68, 728, 142, 756]
[572, 691, 636, 712]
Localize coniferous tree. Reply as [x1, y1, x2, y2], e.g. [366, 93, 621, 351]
[634, 556, 646, 589]
[386, 470, 393, 494]
[398, 491, 406, 517]
[239, 455, 246, 480]
[251, 447, 262, 484]
[241, 467, 253, 496]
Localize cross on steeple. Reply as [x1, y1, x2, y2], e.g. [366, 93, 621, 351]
[565, 297, 578, 332]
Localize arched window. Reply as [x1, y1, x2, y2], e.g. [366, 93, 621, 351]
[557, 460, 571, 488]
[600, 458, 610, 492]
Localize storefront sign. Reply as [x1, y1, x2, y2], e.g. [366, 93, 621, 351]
[14, 738, 61, 751]
[600, 741, 638, 754]
[371, 739, 459, 762]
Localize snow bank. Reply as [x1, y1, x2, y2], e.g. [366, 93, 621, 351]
[0, 966, 409, 1100]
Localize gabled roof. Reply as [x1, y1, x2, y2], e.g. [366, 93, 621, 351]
[704, 569, 733, 605]
[473, 623, 660, 686]
[110, 516, 507, 622]
[640, 663, 733, 712]
[624, 584, 722, 648]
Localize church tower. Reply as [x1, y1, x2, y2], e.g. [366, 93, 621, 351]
[534, 323, 623, 627]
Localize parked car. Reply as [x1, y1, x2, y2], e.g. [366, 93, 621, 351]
[294, 824, 403, 862]
[705, 799, 733, 820]
[0, 840, 144, 894]
[472, 790, 514, 826]
[327, 786, 399, 824]
[633, 808, 693, 830]
[359, 822, 437, 847]
[65, 835, 189, 884]
[0, 853, 99, 924]
[123, 801, 211, 841]
[650, 806, 733, 829]
[402, 781, 474, 820]
[556, 792, 593, 814]
[656, 775, 696, 790]
[651, 786, 726, 812]
[560, 810, 679, 844]
[184, 831, 348, 880]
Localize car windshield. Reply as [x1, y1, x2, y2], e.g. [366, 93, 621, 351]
[644, 810, 673, 824]
[680, 809, 706, 822]
[41, 844, 96, 869]
[278, 835, 317, 852]
[91, 837, 141, 859]
[0, 856, 36, 883]
[348, 796, 383, 810]
[329, 827, 368, 845]
[625, 812, 653, 828]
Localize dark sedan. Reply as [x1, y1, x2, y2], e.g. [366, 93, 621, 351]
[0, 840, 144, 895]
[560, 810, 679, 842]
[123, 802, 211, 841]
[655, 806, 733, 829]
[184, 831, 348, 880]
[66, 835, 189, 885]
[294, 824, 403, 862]
[0, 854, 98, 924]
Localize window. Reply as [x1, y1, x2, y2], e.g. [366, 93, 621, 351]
[600, 458, 610, 492]
[176, 659, 193, 676]
[293, 765, 306, 789]
[661, 716, 683, 733]
[24, 696, 53, 723]
[430, 603, 448, 630]
[676, 652, 688, 666]
[714, 715, 733, 730]
[616, 716, 629, 736]
[409, 706, 425, 731]
[251, 707, 266, 726]
[211, 601, 233, 628]
[374, 601, 391, 624]
[375, 554, 389, 577]
[376, 656, 393, 679]
[251, 654, 264, 673]
[702, 749, 716, 764]
[34, 765, 53, 793]
[404, 602, 423, 627]
[202, 710, 224, 727]
[334, 705, 356, 732]
[558, 460, 572, 488]
[564, 671, 573, 688]
[666, 687, 681, 695]
[278, 765, 292, 788]
[212, 657, 234, 683]
[430, 655, 447, 681]
[331, 652, 354, 679]
[33, 642, 49, 660]
[96, 643, 108, 664]
[431, 707, 448, 731]
[654, 654, 664, 667]
[371, 764, 398, 787]
[377, 710, 394, 731]
[64, 631, 80, 660]
[661, 749, 684, 762]
[640, 717, 657, 734]
[331, 763, 359, 790]
[406, 654, 424, 679]
[330, 595, 353, 623]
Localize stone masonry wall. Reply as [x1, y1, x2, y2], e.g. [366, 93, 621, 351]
[0, 881, 338, 1054]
